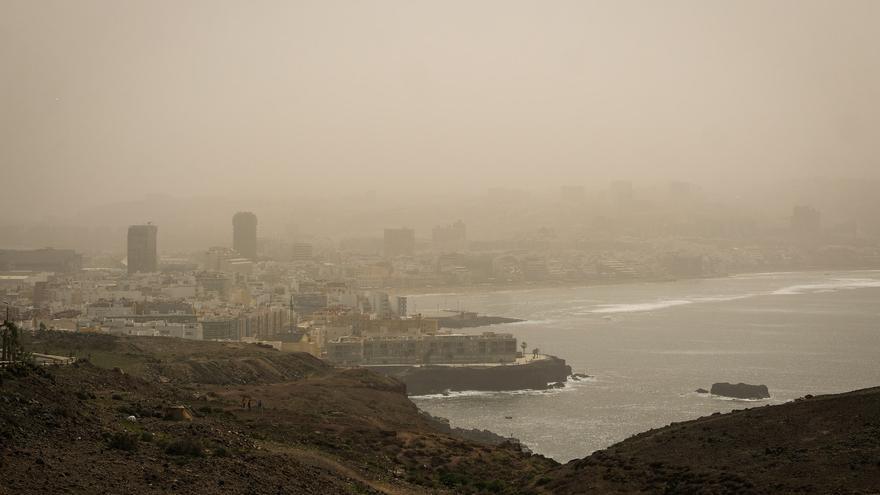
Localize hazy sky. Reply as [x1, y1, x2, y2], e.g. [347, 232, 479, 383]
[2, 0, 879, 217]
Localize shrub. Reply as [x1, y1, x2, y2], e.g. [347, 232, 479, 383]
[165, 438, 205, 457]
[473, 479, 505, 493]
[107, 432, 139, 451]
[439, 471, 468, 487]
[485, 479, 504, 493]
[52, 404, 75, 418]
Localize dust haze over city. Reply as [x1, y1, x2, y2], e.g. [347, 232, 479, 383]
[2, 2, 880, 494]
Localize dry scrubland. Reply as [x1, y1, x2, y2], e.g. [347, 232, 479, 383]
[1, 332, 879, 494]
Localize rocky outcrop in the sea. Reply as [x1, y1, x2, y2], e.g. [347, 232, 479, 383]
[710, 382, 770, 399]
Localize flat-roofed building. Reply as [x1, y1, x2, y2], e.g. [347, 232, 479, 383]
[201, 318, 240, 341]
[0, 248, 82, 273]
[291, 242, 314, 261]
[326, 332, 517, 366]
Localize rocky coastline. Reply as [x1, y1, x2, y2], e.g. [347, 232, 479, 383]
[367, 355, 573, 396]
[7, 332, 880, 494]
[434, 314, 524, 329]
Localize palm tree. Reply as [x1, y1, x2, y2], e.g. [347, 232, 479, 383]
[1, 320, 22, 362]
[520, 341, 527, 356]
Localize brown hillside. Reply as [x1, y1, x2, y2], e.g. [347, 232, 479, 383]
[537, 387, 880, 494]
[2, 332, 555, 494]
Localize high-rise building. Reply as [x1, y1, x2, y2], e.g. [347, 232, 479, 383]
[32, 281, 50, 308]
[233, 212, 258, 259]
[432, 220, 466, 246]
[383, 227, 415, 258]
[127, 224, 158, 274]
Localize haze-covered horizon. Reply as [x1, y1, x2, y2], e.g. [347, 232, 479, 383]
[3, 0, 880, 222]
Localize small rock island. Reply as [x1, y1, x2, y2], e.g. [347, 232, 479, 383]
[709, 382, 771, 400]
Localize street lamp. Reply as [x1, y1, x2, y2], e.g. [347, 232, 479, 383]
[1, 300, 8, 362]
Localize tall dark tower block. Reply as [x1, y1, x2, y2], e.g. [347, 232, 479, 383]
[127, 224, 158, 274]
[233, 211, 258, 259]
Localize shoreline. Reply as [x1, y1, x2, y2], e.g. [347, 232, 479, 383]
[395, 267, 880, 297]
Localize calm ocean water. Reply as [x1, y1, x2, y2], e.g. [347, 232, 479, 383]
[407, 270, 880, 462]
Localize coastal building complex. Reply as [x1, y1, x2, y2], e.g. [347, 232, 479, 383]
[325, 332, 518, 366]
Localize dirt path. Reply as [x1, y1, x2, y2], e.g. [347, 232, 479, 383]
[258, 441, 428, 495]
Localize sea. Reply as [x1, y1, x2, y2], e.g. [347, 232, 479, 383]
[406, 270, 880, 462]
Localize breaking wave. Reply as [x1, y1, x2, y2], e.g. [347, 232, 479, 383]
[591, 300, 695, 314]
[590, 277, 880, 314]
[771, 278, 880, 295]
[411, 376, 595, 400]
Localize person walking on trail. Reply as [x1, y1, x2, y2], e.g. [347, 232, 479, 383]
[257, 399, 262, 411]
[247, 399, 252, 411]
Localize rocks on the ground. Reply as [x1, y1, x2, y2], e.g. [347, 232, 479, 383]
[163, 406, 193, 421]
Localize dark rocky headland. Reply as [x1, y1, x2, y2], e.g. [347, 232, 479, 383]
[368, 355, 572, 396]
[2, 331, 879, 494]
